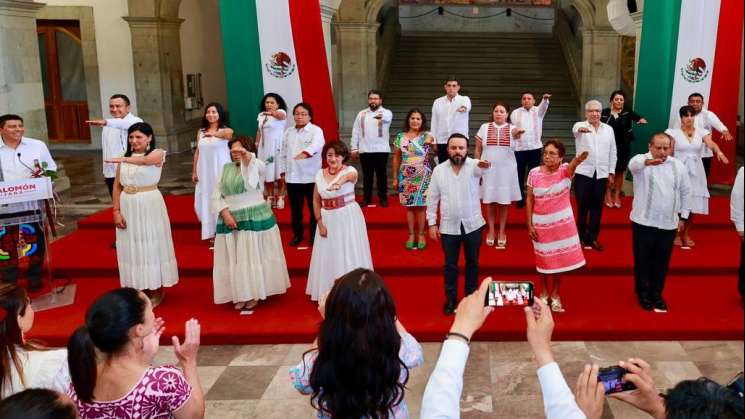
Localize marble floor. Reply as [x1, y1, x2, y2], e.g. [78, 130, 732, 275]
[51, 151, 744, 418]
[146, 340, 744, 419]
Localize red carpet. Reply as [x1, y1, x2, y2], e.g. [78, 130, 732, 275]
[32, 195, 743, 346]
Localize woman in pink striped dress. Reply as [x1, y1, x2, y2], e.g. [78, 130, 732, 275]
[526, 140, 588, 312]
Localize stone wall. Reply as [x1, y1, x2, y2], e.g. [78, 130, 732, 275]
[399, 5, 554, 33]
[0, 0, 48, 140]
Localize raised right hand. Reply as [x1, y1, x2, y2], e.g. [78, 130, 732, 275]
[172, 318, 201, 368]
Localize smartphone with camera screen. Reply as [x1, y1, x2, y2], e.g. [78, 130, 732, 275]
[485, 281, 534, 307]
[598, 366, 637, 394]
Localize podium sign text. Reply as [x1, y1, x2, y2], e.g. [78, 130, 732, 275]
[0, 178, 54, 205]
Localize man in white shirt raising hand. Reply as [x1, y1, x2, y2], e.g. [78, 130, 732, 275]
[351, 89, 393, 207]
[431, 77, 471, 165]
[628, 132, 692, 312]
[85, 94, 142, 196]
[572, 100, 617, 251]
[426, 133, 490, 315]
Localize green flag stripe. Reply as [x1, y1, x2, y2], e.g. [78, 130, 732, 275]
[633, 0, 682, 155]
[219, 0, 263, 137]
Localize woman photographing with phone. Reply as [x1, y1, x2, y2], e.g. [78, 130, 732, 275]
[525, 140, 587, 312]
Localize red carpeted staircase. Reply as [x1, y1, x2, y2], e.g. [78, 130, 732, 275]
[33, 195, 743, 346]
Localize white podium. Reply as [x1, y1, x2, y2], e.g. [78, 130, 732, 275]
[0, 177, 76, 310]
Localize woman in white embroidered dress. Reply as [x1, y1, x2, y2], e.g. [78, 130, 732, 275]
[255, 93, 288, 209]
[212, 137, 290, 310]
[306, 141, 373, 301]
[109, 122, 178, 307]
[665, 105, 728, 248]
[192, 103, 233, 242]
[475, 102, 524, 249]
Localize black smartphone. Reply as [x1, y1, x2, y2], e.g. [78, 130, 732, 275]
[485, 281, 534, 307]
[598, 366, 637, 394]
[727, 372, 744, 398]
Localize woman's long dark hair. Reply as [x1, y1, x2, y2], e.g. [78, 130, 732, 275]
[0, 284, 44, 398]
[124, 122, 156, 157]
[201, 102, 229, 130]
[306, 268, 408, 419]
[67, 288, 146, 403]
[0, 388, 78, 419]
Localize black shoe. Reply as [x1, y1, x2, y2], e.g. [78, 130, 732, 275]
[289, 236, 302, 247]
[589, 241, 604, 251]
[638, 297, 654, 311]
[443, 299, 456, 315]
[653, 298, 668, 313]
[111, 242, 117, 249]
[380, 199, 389, 208]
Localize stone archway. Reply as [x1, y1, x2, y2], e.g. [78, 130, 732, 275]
[332, 0, 393, 133]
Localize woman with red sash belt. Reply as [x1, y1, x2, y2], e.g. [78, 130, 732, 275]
[306, 141, 373, 301]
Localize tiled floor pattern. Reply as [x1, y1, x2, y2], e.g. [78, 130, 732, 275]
[51, 151, 744, 418]
[146, 340, 744, 419]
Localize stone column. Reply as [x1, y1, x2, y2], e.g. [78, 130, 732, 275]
[580, 28, 622, 104]
[320, 0, 341, 82]
[631, 11, 643, 98]
[0, 0, 48, 140]
[333, 21, 378, 133]
[123, 16, 192, 151]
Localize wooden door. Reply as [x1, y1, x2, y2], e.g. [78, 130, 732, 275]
[37, 20, 91, 143]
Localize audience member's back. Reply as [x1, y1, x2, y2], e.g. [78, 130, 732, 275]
[666, 378, 744, 419]
[289, 268, 423, 418]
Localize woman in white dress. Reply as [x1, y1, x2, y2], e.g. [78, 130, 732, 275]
[666, 105, 728, 248]
[110, 122, 178, 307]
[212, 137, 290, 310]
[306, 141, 373, 301]
[255, 93, 288, 209]
[192, 103, 234, 242]
[0, 284, 69, 398]
[475, 102, 524, 249]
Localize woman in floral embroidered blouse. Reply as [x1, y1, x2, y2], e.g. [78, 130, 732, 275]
[290, 268, 424, 419]
[66, 288, 204, 419]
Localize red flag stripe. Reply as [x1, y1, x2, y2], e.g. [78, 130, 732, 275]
[288, 0, 339, 143]
[707, 0, 743, 185]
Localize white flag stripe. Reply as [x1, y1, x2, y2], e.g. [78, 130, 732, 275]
[255, 0, 303, 116]
[668, 0, 721, 128]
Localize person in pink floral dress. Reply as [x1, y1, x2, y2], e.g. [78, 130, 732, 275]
[526, 140, 588, 313]
[66, 288, 204, 418]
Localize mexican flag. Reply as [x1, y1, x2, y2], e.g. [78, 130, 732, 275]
[634, 0, 743, 184]
[219, 0, 338, 141]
